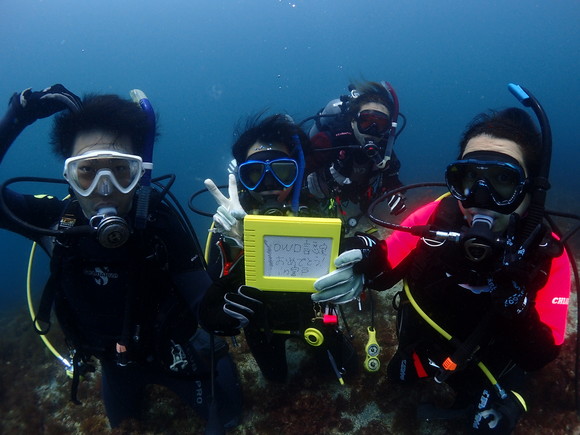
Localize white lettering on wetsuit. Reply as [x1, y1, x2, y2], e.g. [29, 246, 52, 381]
[83, 266, 119, 285]
[552, 297, 569, 305]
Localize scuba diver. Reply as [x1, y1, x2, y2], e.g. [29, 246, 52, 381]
[304, 81, 406, 229]
[199, 114, 357, 383]
[0, 85, 242, 431]
[310, 87, 571, 433]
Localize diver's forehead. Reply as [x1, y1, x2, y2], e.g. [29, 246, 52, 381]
[462, 135, 526, 170]
[72, 131, 133, 157]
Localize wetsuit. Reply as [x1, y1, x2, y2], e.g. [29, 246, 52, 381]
[0, 189, 243, 429]
[201, 212, 357, 383]
[307, 130, 403, 214]
[372, 196, 570, 432]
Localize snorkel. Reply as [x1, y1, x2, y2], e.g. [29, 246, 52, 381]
[291, 133, 305, 214]
[507, 83, 551, 246]
[130, 89, 156, 230]
[368, 83, 552, 259]
[378, 81, 400, 170]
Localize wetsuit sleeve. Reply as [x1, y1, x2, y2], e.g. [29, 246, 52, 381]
[496, 237, 571, 371]
[199, 264, 245, 335]
[154, 204, 212, 313]
[0, 190, 63, 241]
[386, 200, 441, 269]
[381, 151, 403, 191]
[530, 245, 571, 346]
[305, 132, 333, 174]
[0, 100, 28, 161]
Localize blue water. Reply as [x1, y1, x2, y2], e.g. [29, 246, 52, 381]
[1, 0, 579, 309]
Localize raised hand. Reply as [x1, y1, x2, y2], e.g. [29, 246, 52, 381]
[205, 174, 247, 248]
[9, 84, 82, 126]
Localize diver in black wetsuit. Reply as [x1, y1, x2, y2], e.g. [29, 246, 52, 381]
[0, 84, 242, 431]
[199, 114, 357, 383]
[305, 81, 406, 228]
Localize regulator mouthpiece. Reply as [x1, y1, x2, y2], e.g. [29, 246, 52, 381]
[89, 207, 130, 248]
[462, 214, 495, 262]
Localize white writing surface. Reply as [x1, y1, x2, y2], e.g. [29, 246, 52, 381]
[263, 236, 332, 278]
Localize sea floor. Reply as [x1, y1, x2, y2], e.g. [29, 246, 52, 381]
[1, 277, 578, 435]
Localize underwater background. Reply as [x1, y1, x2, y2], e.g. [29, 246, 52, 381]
[1, 1, 579, 433]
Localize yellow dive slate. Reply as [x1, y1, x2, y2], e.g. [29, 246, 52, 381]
[244, 215, 342, 292]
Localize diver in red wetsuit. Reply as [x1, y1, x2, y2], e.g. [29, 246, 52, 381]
[312, 87, 571, 434]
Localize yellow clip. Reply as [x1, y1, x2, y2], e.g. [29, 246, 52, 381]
[364, 326, 381, 372]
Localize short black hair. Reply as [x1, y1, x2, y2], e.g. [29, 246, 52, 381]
[458, 107, 541, 177]
[231, 113, 309, 164]
[347, 81, 395, 119]
[51, 94, 153, 158]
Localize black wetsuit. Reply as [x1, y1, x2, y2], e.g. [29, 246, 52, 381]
[0, 189, 242, 429]
[202, 220, 357, 384]
[308, 130, 403, 214]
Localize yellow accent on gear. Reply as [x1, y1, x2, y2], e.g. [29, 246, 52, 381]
[403, 281, 503, 394]
[511, 390, 528, 411]
[304, 327, 324, 346]
[27, 242, 71, 368]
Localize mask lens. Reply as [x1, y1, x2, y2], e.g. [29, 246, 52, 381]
[445, 160, 526, 206]
[270, 160, 298, 186]
[356, 110, 391, 136]
[486, 165, 521, 201]
[238, 162, 266, 190]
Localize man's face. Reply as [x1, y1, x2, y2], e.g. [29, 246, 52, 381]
[68, 130, 139, 218]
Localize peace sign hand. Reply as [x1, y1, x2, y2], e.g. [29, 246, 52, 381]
[204, 174, 247, 248]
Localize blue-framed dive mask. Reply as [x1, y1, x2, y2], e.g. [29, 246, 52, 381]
[238, 157, 299, 191]
[445, 158, 529, 214]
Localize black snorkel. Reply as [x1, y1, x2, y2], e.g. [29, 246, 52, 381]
[507, 83, 551, 245]
[369, 84, 552, 249]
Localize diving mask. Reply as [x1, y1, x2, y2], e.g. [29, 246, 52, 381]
[356, 110, 391, 137]
[445, 156, 528, 214]
[64, 151, 145, 197]
[238, 157, 298, 191]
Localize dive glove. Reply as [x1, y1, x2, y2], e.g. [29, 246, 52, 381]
[205, 174, 247, 248]
[8, 84, 82, 126]
[387, 193, 406, 216]
[312, 249, 365, 304]
[200, 277, 263, 335]
[223, 285, 264, 330]
[312, 232, 391, 303]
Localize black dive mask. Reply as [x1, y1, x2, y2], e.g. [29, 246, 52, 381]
[446, 151, 528, 214]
